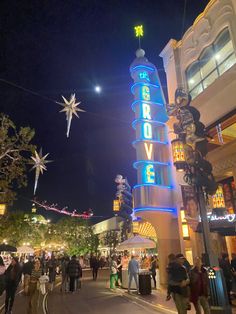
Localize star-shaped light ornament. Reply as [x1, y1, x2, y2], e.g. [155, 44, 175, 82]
[30, 149, 52, 195]
[58, 94, 85, 138]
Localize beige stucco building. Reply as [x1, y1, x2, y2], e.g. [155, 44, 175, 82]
[160, 0, 236, 261]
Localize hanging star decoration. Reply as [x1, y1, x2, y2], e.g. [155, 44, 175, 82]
[57, 94, 85, 138]
[32, 199, 94, 219]
[30, 149, 52, 195]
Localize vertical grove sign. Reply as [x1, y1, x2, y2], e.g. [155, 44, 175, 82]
[130, 49, 175, 213]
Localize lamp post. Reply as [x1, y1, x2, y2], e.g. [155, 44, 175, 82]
[169, 88, 232, 314]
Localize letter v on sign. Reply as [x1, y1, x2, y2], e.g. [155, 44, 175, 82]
[144, 143, 153, 160]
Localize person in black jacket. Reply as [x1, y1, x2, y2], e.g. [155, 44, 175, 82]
[22, 257, 34, 295]
[5, 257, 22, 314]
[167, 253, 190, 314]
[67, 255, 82, 292]
[90, 255, 100, 281]
[219, 253, 233, 305]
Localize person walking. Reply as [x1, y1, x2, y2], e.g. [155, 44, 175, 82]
[219, 253, 233, 305]
[4, 257, 22, 314]
[60, 256, 69, 292]
[47, 255, 57, 292]
[90, 255, 100, 281]
[128, 255, 139, 293]
[22, 256, 34, 295]
[166, 253, 176, 301]
[110, 256, 118, 290]
[117, 255, 122, 286]
[27, 258, 42, 314]
[150, 255, 158, 289]
[67, 255, 82, 293]
[168, 253, 190, 314]
[190, 257, 210, 314]
[0, 256, 6, 296]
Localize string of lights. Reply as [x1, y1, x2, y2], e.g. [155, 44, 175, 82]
[32, 199, 94, 219]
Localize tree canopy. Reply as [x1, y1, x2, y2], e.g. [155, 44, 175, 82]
[0, 114, 36, 204]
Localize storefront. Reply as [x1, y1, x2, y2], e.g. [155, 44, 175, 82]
[160, 0, 236, 263]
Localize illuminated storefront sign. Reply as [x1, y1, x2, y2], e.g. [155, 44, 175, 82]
[207, 213, 236, 223]
[130, 49, 174, 213]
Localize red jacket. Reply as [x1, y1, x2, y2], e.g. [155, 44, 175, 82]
[190, 266, 209, 303]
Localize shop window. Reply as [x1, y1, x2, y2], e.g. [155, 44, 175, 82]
[186, 28, 236, 99]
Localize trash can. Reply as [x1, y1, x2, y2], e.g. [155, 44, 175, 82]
[139, 272, 152, 295]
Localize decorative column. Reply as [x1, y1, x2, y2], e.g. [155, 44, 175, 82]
[130, 49, 181, 285]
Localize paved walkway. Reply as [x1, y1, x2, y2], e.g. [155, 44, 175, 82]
[1, 269, 236, 313]
[48, 271, 163, 314]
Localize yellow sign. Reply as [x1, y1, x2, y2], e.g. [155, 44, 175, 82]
[134, 25, 144, 37]
[132, 221, 139, 234]
[0, 204, 6, 215]
[113, 199, 120, 212]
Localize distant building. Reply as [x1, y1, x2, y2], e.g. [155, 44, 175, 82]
[93, 216, 123, 255]
[160, 0, 236, 260]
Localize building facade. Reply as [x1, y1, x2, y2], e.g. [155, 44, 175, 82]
[160, 0, 236, 261]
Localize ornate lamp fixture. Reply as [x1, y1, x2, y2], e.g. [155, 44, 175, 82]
[171, 138, 186, 171]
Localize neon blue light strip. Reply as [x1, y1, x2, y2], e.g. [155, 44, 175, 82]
[131, 82, 160, 95]
[132, 139, 168, 145]
[133, 160, 170, 169]
[131, 65, 155, 73]
[131, 100, 163, 112]
[132, 119, 166, 129]
[133, 183, 173, 189]
[134, 207, 176, 213]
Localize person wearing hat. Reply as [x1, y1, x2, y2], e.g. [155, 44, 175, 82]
[167, 253, 190, 314]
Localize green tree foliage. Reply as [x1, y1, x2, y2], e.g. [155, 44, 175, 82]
[51, 217, 99, 256]
[103, 230, 120, 254]
[0, 213, 98, 254]
[0, 114, 36, 204]
[0, 212, 48, 247]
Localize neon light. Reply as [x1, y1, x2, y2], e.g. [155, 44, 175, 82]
[144, 143, 153, 160]
[143, 122, 152, 139]
[142, 86, 150, 101]
[131, 100, 163, 112]
[144, 164, 155, 183]
[132, 139, 168, 145]
[142, 103, 151, 119]
[134, 207, 175, 213]
[131, 82, 160, 94]
[132, 119, 166, 129]
[133, 183, 173, 189]
[139, 71, 150, 82]
[207, 213, 236, 222]
[133, 160, 169, 169]
[131, 65, 155, 73]
[134, 25, 144, 37]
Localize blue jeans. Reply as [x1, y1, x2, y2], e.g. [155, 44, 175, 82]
[128, 273, 139, 291]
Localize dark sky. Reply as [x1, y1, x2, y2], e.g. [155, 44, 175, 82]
[0, 0, 209, 221]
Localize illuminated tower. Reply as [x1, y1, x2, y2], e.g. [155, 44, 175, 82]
[130, 48, 181, 285]
[130, 48, 174, 212]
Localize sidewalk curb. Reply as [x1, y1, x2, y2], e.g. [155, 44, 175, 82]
[115, 288, 177, 314]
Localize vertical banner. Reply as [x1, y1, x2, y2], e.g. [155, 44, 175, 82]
[181, 185, 199, 231]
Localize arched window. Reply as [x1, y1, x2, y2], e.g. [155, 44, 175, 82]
[186, 28, 236, 99]
[186, 62, 203, 99]
[214, 28, 236, 75]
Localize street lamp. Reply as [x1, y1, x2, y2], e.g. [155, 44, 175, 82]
[169, 88, 232, 314]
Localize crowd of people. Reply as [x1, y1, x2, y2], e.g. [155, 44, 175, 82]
[1, 251, 236, 314]
[167, 252, 236, 314]
[0, 254, 87, 314]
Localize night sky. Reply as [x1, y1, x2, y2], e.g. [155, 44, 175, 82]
[0, 0, 209, 221]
